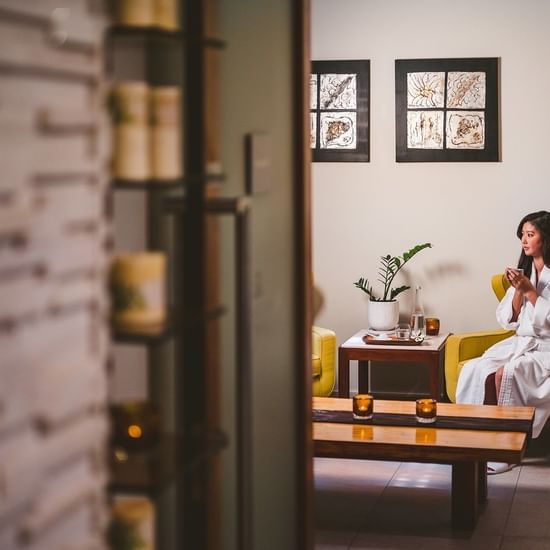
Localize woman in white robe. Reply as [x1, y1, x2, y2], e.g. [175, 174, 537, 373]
[456, 210, 550, 442]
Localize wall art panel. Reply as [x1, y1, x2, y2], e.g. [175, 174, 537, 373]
[395, 57, 500, 162]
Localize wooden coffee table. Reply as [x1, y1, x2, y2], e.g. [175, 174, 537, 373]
[313, 397, 534, 530]
[338, 329, 450, 399]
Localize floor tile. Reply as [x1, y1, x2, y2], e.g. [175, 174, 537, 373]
[501, 536, 550, 550]
[315, 529, 355, 550]
[504, 489, 550, 538]
[359, 484, 452, 537]
[350, 532, 502, 549]
[314, 457, 550, 549]
[315, 458, 399, 530]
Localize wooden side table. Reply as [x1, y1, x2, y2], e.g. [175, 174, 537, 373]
[338, 330, 450, 399]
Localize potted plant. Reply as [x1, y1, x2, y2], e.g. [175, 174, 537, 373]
[354, 243, 432, 330]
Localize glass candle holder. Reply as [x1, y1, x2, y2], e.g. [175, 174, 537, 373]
[395, 323, 411, 340]
[110, 401, 161, 451]
[416, 398, 437, 424]
[425, 317, 440, 336]
[353, 394, 373, 420]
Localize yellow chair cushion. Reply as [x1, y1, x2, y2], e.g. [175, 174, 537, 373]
[445, 329, 514, 402]
[312, 354, 321, 378]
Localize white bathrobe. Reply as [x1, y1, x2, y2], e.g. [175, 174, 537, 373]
[456, 265, 550, 438]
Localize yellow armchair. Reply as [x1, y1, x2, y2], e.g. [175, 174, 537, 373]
[445, 274, 515, 402]
[312, 325, 336, 397]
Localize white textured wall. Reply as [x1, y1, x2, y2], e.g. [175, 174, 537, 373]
[312, 0, 550, 363]
[0, 1, 110, 548]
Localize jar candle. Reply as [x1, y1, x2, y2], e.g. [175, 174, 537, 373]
[416, 398, 437, 424]
[111, 252, 166, 329]
[150, 86, 182, 180]
[114, 0, 154, 27]
[111, 81, 151, 180]
[426, 317, 440, 336]
[154, 0, 179, 30]
[353, 394, 373, 420]
[110, 401, 160, 451]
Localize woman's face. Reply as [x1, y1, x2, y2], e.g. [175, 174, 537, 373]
[521, 222, 543, 257]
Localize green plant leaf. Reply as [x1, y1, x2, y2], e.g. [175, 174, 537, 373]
[353, 242, 432, 302]
[390, 285, 410, 300]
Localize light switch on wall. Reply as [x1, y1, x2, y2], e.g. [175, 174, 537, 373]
[245, 133, 272, 195]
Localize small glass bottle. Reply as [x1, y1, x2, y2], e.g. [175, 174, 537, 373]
[410, 285, 426, 340]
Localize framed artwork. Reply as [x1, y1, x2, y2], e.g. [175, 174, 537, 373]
[310, 60, 370, 162]
[395, 58, 500, 162]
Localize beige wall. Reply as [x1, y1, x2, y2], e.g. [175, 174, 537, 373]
[312, 0, 550, 383]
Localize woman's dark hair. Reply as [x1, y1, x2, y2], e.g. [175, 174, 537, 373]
[516, 210, 550, 277]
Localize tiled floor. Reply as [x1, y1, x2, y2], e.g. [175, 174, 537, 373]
[314, 434, 550, 549]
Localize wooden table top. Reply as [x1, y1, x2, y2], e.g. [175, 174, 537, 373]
[313, 397, 535, 464]
[340, 329, 450, 351]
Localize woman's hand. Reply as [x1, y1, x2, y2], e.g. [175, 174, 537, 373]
[505, 268, 538, 307]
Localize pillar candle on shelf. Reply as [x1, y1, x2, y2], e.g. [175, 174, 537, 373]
[110, 252, 166, 329]
[111, 81, 151, 181]
[114, 0, 154, 27]
[150, 86, 182, 180]
[154, 0, 179, 30]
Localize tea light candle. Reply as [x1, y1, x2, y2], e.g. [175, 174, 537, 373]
[425, 317, 440, 336]
[416, 398, 437, 424]
[353, 394, 373, 420]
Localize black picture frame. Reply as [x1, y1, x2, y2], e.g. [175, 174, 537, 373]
[395, 57, 500, 162]
[310, 60, 370, 162]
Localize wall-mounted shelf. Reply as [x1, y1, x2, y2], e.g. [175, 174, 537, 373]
[112, 322, 172, 345]
[112, 173, 225, 191]
[111, 305, 227, 345]
[112, 178, 185, 191]
[108, 25, 227, 49]
[109, 430, 228, 495]
[163, 195, 251, 215]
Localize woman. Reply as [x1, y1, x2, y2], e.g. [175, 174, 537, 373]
[456, 211, 550, 472]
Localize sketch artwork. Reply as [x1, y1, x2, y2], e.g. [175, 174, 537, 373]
[310, 113, 317, 148]
[407, 111, 444, 149]
[320, 74, 357, 109]
[310, 74, 318, 109]
[320, 112, 356, 149]
[311, 60, 369, 162]
[447, 72, 486, 109]
[446, 111, 485, 149]
[407, 72, 445, 108]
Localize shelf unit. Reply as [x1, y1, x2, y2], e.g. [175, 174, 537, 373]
[107, 4, 248, 549]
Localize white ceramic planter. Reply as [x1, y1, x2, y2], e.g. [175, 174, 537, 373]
[368, 300, 399, 331]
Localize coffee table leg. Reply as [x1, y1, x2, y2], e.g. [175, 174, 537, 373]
[478, 461, 487, 503]
[338, 347, 350, 398]
[451, 462, 479, 530]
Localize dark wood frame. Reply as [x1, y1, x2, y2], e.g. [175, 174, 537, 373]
[311, 59, 370, 162]
[295, 1, 313, 548]
[395, 57, 500, 162]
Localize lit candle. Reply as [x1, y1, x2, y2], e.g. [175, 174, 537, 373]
[353, 394, 373, 420]
[416, 398, 437, 424]
[425, 317, 440, 336]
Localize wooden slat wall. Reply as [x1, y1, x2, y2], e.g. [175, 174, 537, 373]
[0, 2, 110, 549]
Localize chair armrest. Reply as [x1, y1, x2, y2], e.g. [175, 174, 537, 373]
[312, 325, 336, 396]
[445, 329, 514, 402]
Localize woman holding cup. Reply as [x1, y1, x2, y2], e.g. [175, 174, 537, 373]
[456, 210, 550, 473]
